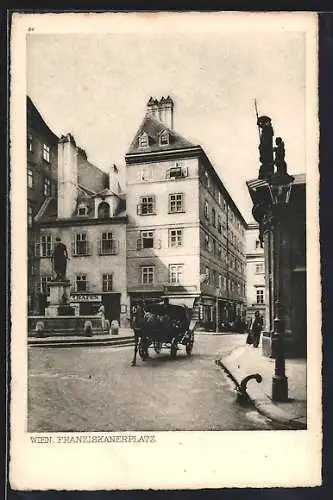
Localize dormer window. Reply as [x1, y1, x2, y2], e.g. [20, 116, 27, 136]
[138, 132, 149, 148]
[98, 201, 110, 218]
[159, 130, 169, 146]
[77, 204, 88, 217]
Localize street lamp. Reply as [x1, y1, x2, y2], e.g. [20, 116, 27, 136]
[247, 115, 294, 402]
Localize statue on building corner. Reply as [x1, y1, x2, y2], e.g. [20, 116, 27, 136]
[51, 237, 69, 281]
[273, 137, 287, 175]
[257, 115, 274, 180]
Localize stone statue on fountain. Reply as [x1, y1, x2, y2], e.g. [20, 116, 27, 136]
[51, 237, 69, 281]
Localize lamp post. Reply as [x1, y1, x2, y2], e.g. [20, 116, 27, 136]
[246, 114, 294, 402]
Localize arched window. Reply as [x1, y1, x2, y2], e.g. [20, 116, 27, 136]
[98, 201, 110, 218]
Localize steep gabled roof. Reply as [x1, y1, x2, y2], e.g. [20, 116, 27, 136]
[126, 115, 197, 155]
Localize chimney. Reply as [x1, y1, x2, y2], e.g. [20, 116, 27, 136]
[164, 96, 174, 130]
[109, 164, 120, 194]
[147, 96, 174, 129]
[146, 97, 159, 120]
[57, 133, 78, 218]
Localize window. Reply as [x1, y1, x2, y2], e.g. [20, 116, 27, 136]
[255, 239, 261, 249]
[141, 266, 154, 285]
[204, 233, 209, 251]
[27, 133, 33, 152]
[28, 204, 33, 227]
[40, 234, 52, 257]
[212, 239, 216, 256]
[141, 165, 152, 181]
[98, 201, 110, 218]
[74, 233, 89, 255]
[169, 264, 184, 284]
[256, 288, 264, 304]
[43, 144, 50, 162]
[169, 228, 183, 247]
[217, 245, 222, 259]
[205, 266, 210, 284]
[140, 230, 154, 249]
[100, 232, 117, 255]
[169, 193, 184, 213]
[40, 276, 52, 296]
[204, 171, 210, 188]
[28, 169, 33, 188]
[43, 177, 51, 196]
[138, 196, 155, 215]
[255, 263, 264, 274]
[204, 200, 209, 219]
[217, 216, 222, 233]
[77, 204, 88, 216]
[212, 208, 216, 227]
[138, 132, 149, 148]
[159, 130, 169, 145]
[102, 273, 113, 292]
[76, 274, 87, 292]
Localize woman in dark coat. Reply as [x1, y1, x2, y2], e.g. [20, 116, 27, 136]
[251, 311, 264, 348]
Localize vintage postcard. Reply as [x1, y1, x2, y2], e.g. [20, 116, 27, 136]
[10, 11, 321, 490]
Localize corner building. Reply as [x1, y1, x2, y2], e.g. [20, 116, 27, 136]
[125, 97, 247, 330]
[27, 96, 59, 313]
[34, 133, 129, 327]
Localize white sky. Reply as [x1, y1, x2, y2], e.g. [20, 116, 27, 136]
[27, 22, 306, 222]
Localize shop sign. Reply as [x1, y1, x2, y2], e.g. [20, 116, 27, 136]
[70, 294, 102, 303]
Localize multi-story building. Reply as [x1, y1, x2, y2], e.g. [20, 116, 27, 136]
[125, 97, 247, 330]
[247, 173, 307, 357]
[33, 133, 129, 327]
[27, 96, 59, 313]
[246, 223, 266, 322]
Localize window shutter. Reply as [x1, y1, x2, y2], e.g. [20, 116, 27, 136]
[34, 243, 40, 257]
[137, 239, 142, 251]
[155, 239, 161, 250]
[181, 166, 188, 177]
[71, 241, 76, 255]
[137, 204, 142, 215]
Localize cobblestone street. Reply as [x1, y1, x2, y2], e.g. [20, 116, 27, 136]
[28, 334, 280, 432]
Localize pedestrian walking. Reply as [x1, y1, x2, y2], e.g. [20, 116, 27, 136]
[250, 311, 264, 348]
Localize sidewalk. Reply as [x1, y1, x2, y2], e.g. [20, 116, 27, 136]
[219, 343, 307, 429]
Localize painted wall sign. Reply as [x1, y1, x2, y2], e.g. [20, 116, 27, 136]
[70, 295, 102, 303]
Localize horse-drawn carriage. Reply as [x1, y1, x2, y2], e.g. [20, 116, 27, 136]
[131, 299, 197, 366]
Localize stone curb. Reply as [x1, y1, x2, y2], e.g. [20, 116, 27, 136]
[28, 335, 134, 348]
[218, 356, 307, 431]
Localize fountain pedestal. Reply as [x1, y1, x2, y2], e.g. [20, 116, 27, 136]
[45, 280, 71, 317]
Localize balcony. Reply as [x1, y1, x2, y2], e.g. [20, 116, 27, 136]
[136, 239, 161, 251]
[166, 166, 188, 179]
[99, 239, 119, 256]
[71, 281, 91, 293]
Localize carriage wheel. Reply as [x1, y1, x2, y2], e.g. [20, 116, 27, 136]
[170, 339, 177, 359]
[153, 340, 162, 354]
[186, 333, 194, 355]
[138, 339, 149, 360]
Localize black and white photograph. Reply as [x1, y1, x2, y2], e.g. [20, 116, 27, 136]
[10, 11, 321, 490]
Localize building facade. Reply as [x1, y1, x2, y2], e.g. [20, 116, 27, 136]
[260, 173, 307, 357]
[27, 96, 59, 313]
[125, 97, 247, 330]
[34, 133, 130, 327]
[245, 223, 266, 323]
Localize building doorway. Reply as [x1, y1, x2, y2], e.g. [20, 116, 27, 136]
[102, 293, 121, 323]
